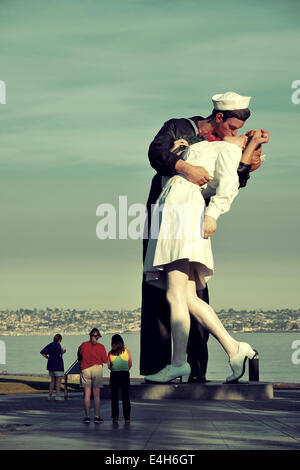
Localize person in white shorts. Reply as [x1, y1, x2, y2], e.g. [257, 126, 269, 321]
[78, 328, 108, 423]
[40, 333, 66, 401]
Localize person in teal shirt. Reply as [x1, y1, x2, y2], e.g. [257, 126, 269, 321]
[107, 334, 132, 423]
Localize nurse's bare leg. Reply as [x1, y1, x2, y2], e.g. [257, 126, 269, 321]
[165, 259, 190, 366]
[186, 264, 239, 358]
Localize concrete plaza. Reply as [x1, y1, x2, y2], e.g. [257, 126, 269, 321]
[0, 387, 299, 450]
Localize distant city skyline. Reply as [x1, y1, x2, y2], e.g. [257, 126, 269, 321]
[1, 307, 299, 336]
[1, 0, 300, 311]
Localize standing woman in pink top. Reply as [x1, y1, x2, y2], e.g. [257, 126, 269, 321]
[77, 328, 108, 423]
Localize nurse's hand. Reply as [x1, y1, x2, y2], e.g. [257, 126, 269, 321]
[203, 215, 217, 238]
[253, 129, 270, 145]
[170, 138, 189, 154]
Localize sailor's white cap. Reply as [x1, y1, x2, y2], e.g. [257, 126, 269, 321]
[212, 91, 251, 111]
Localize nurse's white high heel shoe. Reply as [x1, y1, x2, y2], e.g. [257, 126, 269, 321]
[226, 342, 258, 383]
[144, 362, 191, 383]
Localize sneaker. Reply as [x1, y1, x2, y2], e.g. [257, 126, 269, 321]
[112, 418, 119, 424]
[55, 396, 64, 401]
[83, 416, 90, 423]
[94, 416, 104, 423]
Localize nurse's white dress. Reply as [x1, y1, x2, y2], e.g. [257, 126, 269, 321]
[143, 140, 242, 291]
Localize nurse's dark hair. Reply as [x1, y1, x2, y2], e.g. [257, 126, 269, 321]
[53, 334, 62, 342]
[207, 108, 251, 122]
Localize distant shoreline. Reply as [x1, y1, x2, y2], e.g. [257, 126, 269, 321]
[1, 329, 300, 337]
[1, 308, 299, 336]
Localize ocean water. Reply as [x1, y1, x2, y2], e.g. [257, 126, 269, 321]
[0, 332, 299, 383]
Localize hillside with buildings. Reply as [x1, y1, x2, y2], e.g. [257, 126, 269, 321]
[0, 307, 299, 336]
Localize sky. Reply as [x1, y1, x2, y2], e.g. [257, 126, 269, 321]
[0, 0, 300, 311]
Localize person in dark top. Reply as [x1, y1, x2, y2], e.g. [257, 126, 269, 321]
[40, 333, 66, 401]
[140, 91, 269, 381]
